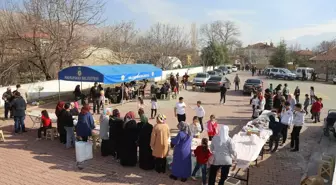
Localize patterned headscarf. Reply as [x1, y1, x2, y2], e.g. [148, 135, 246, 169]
[156, 113, 166, 123]
[177, 121, 192, 136]
[112, 109, 120, 118]
[100, 108, 112, 123]
[124, 111, 135, 122]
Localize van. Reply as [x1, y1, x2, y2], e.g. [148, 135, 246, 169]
[295, 67, 314, 80]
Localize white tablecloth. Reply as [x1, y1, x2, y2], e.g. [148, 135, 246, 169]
[232, 121, 272, 169]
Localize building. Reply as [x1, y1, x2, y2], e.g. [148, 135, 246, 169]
[157, 56, 183, 70]
[241, 42, 276, 68]
[309, 46, 336, 81]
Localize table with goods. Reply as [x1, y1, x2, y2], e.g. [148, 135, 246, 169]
[228, 110, 273, 185]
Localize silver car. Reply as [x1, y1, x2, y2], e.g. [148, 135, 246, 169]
[205, 76, 231, 91]
[193, 73, 210, 87]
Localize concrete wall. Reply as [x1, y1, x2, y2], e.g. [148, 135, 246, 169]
[0, 66, 214, 107]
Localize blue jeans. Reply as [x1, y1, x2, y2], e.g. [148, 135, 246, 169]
[14, 116, 25, 132]
[64, 126, 75, 148]
[191, 163, 207, 184]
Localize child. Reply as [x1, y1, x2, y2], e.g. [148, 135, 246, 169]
[280, 101, 293, 146]
[191, 138, 212, 184]
[310, 86, 315, 104]
[251, 94, 259, 109]
[150, 97, 158, 119]
[252, 106, 261, 119]
[190, 101, 205, 132]
[137, 97, 146, 110]
[303, 94, 310, 115]
[206, 115, 218, 141]
[311, 97, 322, 123]
[189, 116, 202, 138]
[290, 103, 305, 152]
[37, 110, 52, 140]
[99, 90, 105, 110]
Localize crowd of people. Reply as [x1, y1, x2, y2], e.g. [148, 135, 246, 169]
[249, 82, 323, 153]
[2, 84, 28, 133]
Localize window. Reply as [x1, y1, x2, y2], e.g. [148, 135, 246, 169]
[246, 79, 261, 83]
[209, 76, 222, 81]
[297, 69, 301, 73]
[208, 71, 216, 75]
[196, 73, 207, 78]
[280, 70, 285, 74]
[271, 69, 278, 72]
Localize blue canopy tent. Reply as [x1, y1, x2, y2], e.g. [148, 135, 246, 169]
[57, 64, 162, 100]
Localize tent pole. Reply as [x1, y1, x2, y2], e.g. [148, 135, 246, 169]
[121, 83, 124, 105]
[58, 80, 61, 101]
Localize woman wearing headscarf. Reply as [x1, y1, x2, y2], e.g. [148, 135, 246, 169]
[76, 105, 95, 142]
[100, 108, 112, 156]
[120, 111, 138, 166]
[109, 109, 124, 159]
[70, 102, 79, 116]
[169, 121, 192, 182]
[55, 101, 66, 144]
[150, 114, 170, 173]
[208, 125, 237, 185]
[137, 114, 155, 170]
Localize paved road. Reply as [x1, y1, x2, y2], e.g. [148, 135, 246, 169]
[0, 71, 326, 185]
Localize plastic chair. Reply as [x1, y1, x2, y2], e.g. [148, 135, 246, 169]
[224, 177, 241, 185]
[0, 130, 5, 142]
[318, 153, 334, 181]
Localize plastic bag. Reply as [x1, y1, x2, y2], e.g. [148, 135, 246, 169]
[75, 141, 93, 162]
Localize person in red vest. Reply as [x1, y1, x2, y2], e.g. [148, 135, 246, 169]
[311, 97, 323, 123]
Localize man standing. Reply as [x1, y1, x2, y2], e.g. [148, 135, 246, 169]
[294, 86, 300, 103]
[174, 97, 186, 123]
[15, 84, 27, 103]
[219, 84, 227, 104]
[233, 74, 240, 91]
[282, 83, 289, 100]
[182, 72, 189, 90]
[11, 92, 27, 133]
[90, 82, 101, 114]
[264, 89, 273, 110]
[2, 87, 13, 119]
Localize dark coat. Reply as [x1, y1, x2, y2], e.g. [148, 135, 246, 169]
[11, 96, 26, 117]
[60, 110, 74, 127]
[76, 112, 95, 137]
[264, 93, 273, 110]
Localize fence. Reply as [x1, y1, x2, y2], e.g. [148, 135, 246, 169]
[0, 65, 215, 107]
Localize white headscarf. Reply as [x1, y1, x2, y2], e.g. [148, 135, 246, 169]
[218, 125, 230, 145]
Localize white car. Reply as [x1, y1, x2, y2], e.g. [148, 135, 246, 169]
[231, 66, 238, 72]
[225, 65, 233, 73]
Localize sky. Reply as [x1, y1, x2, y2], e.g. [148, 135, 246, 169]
[105, 0, 336, 49]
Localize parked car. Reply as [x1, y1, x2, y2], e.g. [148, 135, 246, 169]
[204, 76, 231, 91]
[263, 68, 272, 76]
[218, 66, 229, 75]
[231, 66, 238, 72]
[207, 70, 220, 77]
[269, 68, 296, 80]
[333, 77, 336, 84]
[243, 79, 263, 95]
[225, 65, 233, 73]
[295, 67, 314, 80]
[192, 73, 211, 87]
[213, 69, 224, 76]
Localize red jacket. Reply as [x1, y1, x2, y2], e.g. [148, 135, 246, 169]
[311, 101, 322, 113]
[194, 146, 212, 164]
[41, 115, 52, 127]
[207, 120, 218, 136]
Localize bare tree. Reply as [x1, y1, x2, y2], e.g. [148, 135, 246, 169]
[200, 20, 241, 49]
[99, 21, 139, 64]
[313, 40, 336, 53]
[0, 0, 105, 81]
[137, 23, 190, 70]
